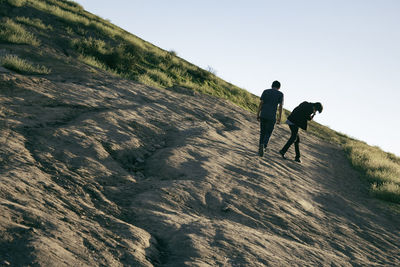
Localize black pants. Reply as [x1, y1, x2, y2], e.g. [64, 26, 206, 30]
[259, 118, 275, 148]
[281, 124, 300, 159]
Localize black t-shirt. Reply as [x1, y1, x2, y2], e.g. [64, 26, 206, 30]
[260, 89, 283, 121]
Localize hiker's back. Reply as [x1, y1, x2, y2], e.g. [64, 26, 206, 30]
[288, 101, 313, 130]
[260, 89, 283, 121]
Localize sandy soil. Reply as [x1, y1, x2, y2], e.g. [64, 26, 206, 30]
[0, 65, 399, 266]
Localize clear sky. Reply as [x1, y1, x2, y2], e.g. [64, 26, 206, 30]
[75, 0, 400, 156]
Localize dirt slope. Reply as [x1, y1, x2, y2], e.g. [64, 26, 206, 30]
[0, 64, 399, 266]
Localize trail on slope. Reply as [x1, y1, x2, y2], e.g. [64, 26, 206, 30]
[0, 70, 399, 266]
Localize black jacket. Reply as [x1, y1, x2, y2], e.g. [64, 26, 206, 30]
[287, 101, 314, 130]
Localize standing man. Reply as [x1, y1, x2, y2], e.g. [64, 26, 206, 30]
[257, 80, 284, 157]
[279, 101, 323, 162]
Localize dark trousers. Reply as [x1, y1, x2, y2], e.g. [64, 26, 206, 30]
[281, 124, 300, 159]
[259, 118, 275, 148]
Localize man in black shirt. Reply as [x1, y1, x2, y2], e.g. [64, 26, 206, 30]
[257, 80, 284, 157]
[279, 101, 323, 162]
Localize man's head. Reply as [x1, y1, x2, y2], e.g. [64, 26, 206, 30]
[314, 102, 323, 113]
[272, 80, 281, 89]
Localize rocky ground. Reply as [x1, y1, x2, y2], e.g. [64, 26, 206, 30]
[1, 62, 399, 266]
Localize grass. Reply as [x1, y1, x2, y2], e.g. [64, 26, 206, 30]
[78, 54, 119, 76]
[21, 0, 121, 38]
[3, 0, 259, 111]
[1, 54, 51, 74]
[0, 17, 40, 46]
[308, 120, 351, 146]
[68, 33, 259, 111]
[6, 0, 26, 7]
[308, 120, 400, 203]
[1, 0, 399, 204]
[15, 16, 53, 31]
[344, 140, 400, 203]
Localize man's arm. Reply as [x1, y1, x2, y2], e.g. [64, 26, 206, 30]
[277, 103, 283, 124]
[309, 104, 316, 120]
[310, 110, 316, 120]
[277, 95, 284, 124]
[257, 100, 263, 121]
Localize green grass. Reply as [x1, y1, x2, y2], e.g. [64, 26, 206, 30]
[3, 0, 259, 111]
[15, 16, 53, 30]
[78, 54, 119, 76]
[344, 140, 400, 203]
[1, 54, 51, 74]
[21, 0, 121, 38]
[308, 120, 400, 204]
[308, 120, 351, 145]
[6, 0, 26, 7]
[1, 0, 399, 204]
[68, 33, 259, 111]
[34, 1, 258, 110]
[0, 17, 40, 46]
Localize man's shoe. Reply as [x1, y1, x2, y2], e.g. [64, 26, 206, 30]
[258, 146, 264, 157]
[295, 157, 301, 163]
[279, 150, 286, 159]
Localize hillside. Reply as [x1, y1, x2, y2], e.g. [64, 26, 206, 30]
[2, 0, 400, 204]
[1, 0, 400, 266]
[1, 60, 400, 266]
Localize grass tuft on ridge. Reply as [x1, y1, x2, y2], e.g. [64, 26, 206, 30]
[1, 54, 51, 74]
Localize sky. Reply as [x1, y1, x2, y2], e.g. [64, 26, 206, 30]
[75, 0, 400, 156]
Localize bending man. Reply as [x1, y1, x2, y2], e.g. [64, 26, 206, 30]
[279, 101, 323, 162]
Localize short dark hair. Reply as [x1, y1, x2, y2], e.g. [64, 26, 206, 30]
[314, 102, 323, 113]
[271, 80, 281, 89]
